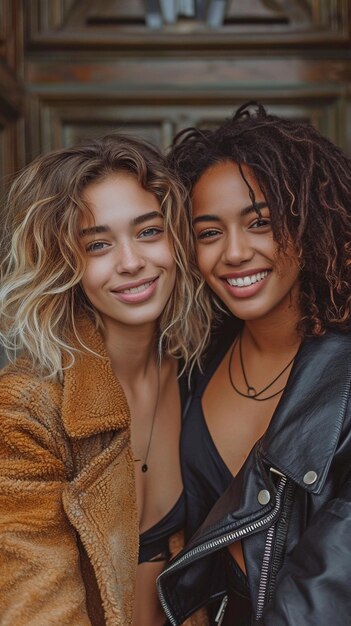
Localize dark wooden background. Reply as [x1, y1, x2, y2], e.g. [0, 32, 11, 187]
[0, 0, 351, 366]
[1, 0, 350, 184]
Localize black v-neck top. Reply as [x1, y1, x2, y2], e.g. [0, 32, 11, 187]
[181, 323, 238, 540]
[138, 371, 188, 564]
[181, 320, 252, 625]
[139, 491, 185, 563]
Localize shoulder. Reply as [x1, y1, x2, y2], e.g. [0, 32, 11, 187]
[0, 360, 70, 480]
[294, 329, 351, 443]
[0, 358, 63, 430]
[300, 330, 351, 373]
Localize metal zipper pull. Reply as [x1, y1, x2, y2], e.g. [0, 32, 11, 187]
[215, 595, 228, 625]
[269, 466, 285, 478]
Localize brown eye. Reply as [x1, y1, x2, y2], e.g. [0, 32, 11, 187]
[197, 229, 221, 240]
[250, 218, 271, 229]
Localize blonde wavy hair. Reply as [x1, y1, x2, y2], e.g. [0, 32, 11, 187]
[0, 134, 208, 379]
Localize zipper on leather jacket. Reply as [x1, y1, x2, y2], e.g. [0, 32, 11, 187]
[256, 475, 287, 619]
[157, 474, 287, 626]
[267, 479, 296, 605]
[214, 595, 228, 625]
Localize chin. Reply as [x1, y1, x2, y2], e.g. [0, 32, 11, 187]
[223, 302, 272, 321]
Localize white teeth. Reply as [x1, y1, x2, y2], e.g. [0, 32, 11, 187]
[227, 270, 269, 288]
[120, 281, 152, 294]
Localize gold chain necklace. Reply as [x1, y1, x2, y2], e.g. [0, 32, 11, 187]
[134, 366, 161, 472]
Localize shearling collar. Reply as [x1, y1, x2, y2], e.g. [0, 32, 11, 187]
[61, 316, 130, 439]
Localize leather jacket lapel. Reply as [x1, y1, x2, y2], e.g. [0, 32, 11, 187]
[260, 331, 351, 494]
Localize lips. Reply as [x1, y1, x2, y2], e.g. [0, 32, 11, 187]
[111, 276, 158, 294]
[110, 276, 159, 304]
[116, 280, 155, 295]
[221, 268, 271, 299]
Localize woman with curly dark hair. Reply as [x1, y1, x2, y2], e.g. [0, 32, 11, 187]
[157, 103, 351, 625]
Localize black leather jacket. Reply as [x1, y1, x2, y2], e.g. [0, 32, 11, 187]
[158, 331, 351, 625]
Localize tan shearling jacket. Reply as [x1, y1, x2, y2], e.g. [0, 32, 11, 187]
[0, 317, 204, 626]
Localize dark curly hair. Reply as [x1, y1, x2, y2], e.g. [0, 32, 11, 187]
[168, 101, 351, 337]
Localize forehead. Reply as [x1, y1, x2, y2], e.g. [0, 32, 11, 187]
[81, 173, 160, 225]
[192, 161, 264, 215]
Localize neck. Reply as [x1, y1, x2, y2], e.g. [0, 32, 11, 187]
[102, 318, 159, 381]
[242, 296, 301, 355]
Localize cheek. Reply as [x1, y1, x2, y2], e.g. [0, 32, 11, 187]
[195, 245, 215, 277]
[273, 246, 300, 280]
[80, 272, 93, 298]
[80, 261, 104, 293]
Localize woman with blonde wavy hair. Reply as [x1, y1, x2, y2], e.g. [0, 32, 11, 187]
[0, 134, 205, 626]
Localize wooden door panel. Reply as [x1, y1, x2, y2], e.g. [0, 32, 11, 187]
[27, 94, 348, 156]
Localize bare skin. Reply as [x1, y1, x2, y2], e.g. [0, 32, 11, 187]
[80, 174, 183, 625]
[192, 161, 302, 573]
[202, 319, 300, 572]
[109, 331, 182, 626]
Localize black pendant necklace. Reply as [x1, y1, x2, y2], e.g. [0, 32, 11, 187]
[228, 333, 297, 402]
[134, 366, 160, 472]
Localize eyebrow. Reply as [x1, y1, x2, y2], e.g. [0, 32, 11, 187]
[79, 211, 163, 237]
[192, 202, 268, 225]
[79, 224, 110, 237]
[133, 210, 163, 226]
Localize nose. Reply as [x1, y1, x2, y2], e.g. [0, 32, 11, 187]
[222, 227, 254, 265]
[115, 239, 145, 274]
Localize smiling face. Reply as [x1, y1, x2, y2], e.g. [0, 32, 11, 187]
[192, 161, 301, 324]
[80, 173, 176, 333]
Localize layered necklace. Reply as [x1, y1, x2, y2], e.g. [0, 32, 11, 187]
[228, 333, 297, 402]
[134, 366, 161, 472]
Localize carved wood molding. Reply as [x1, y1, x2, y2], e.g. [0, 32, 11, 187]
[26, 89, 348, 159]
[26, 0, 351, 50]
[0, 65, 24, 117]
[0, 0, 24, 74]
[26, 55, 351, 95]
